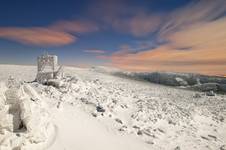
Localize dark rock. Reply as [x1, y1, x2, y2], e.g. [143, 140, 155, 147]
[193, 93, 202, 98]
[115, 118, 123, 124]
[96, 106, 105, 112]
[220, 145, 226, 150]
[168, 119, 176, 125]
[201, 136, 209, 140]
[119, 125, 127, 132]
[143, 130, 152, 136]
[91, 112, 97, 117]
[57, 102, 61, 108]
[158, 128, 165, 133]
[118, 128, 125, 132]
[112, 99, 117, 104]
[132, 125, 140, 129]
[208, 134, 217, 141]
[174, 146, 180, 150]
[219, 116, 224, 122]
[157, 114, 162, 119]
[145, 141, 154, 145]
[137, 130, 143, 135]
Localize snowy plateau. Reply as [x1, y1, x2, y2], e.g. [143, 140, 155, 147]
[0, 65, 226, 150]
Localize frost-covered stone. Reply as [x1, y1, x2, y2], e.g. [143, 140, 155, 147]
[206, 91, 215, 96]
[0, 106, 14, 132]
[0, 78, 52, 149]
[175, 77, 188, 86]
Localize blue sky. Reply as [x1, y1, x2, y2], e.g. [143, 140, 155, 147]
[0, 0, 226, 75]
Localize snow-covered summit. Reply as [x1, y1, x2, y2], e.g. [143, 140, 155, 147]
[0, 64, 225, 150]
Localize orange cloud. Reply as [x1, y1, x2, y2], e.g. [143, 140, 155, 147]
[104, 0, 226, 75]
[109, 45, 226, 75]
[84, 49, 106, 54]
[0, 20, 98, 46]
[0, 27, 75, 46]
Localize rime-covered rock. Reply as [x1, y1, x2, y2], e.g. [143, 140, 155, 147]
[0, 80, 52, 149]
[206, 91, 215, 96]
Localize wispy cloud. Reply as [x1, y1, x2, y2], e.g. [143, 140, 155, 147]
[83, 49, 106, 54]
[112, 13, 163, 37]
[0, 27, 75, 46]
[0, 20, 98, 46]
[160, 0, 226, 37]
[50, 20, 99, 33]
[89, 0, 163, 37]
[101, 0, 226, 75]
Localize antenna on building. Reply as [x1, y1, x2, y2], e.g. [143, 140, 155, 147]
[43, 51, 48, 56]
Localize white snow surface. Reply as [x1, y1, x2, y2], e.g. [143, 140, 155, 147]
[0, 64, 226, 150]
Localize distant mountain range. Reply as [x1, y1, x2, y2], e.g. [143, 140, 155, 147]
[92, 66, 226, 93]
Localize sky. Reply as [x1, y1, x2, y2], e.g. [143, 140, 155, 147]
[0, 0, 226, 75]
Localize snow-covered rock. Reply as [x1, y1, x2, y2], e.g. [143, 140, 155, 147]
[0, 79, 53, 150]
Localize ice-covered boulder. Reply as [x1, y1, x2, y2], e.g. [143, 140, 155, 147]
[46, 79, 64, 88]
[175, 77, 188, 86]
[19, 96, 50, 143]
[0, 105, 14, 132]
[0, 78, 53, 150]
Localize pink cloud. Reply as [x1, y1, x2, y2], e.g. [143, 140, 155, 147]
[100, 1, 226, 75]
[0, 27, 75, 46]
[0, 20, 99, 46]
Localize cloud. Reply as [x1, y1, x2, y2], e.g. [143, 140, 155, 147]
[128, 14, 161, 36]
[83, 49, 106, 54]
[0, 20, 98, 46]
[109, 43, 226, 75]
[159, 0, 226, 37]
[102, 0, 226, 75]
[89, 0, 163, 37]
[0, 27, 75, 46]
[112, 13, 162, 37]
[50, 20, 99, 33]
[167, 17, 226, 50]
